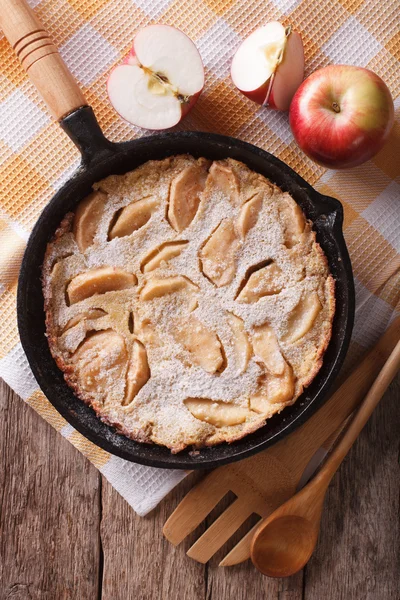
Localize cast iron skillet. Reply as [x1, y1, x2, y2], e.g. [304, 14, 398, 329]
[4, 0, 354, 469]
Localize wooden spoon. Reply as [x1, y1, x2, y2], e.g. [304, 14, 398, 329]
[251, 338, 400, 578]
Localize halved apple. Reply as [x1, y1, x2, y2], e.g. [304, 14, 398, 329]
[231, 22, 304, 111]
[107, 25, 204, 130]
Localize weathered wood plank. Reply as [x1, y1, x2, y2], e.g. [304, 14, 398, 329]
[101, 468, 304, 600]
[304, 376, 400, 600]
[1, 374, 398, 600]
[100, 471, 206, 600]
[0, 380, 101, 600]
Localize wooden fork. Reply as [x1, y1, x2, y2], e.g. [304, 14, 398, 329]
[163, 317, 400, 565]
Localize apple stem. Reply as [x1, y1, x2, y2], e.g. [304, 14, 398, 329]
[177, 94, 190, 104]
[332, 101, 340, 113]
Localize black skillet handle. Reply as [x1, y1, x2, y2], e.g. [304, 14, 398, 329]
[311, 191, 344, 232]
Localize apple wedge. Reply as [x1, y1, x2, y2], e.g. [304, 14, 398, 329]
[231, 22, 304, 111]
[199, 219, 239, 287]
[107, 25, 204, 130]
[67, 267, 137, 305]
[175, 317, 224, 374]
[227, 313, 252, 374]
[184, 398, 251, 427]
[73, 190, 107, 252]
[71, 330, 127, 397]
[123, 340, 150, 405]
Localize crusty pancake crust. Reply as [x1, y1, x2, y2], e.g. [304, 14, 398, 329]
[43, 156, 335, 453]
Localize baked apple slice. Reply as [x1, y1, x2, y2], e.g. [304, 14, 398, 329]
[199, 220, 239, 287]
[134, 318, 160, 347]
[67, 267, 137, 305]
[141, 241, 188, 273]
[227, 313, 252, 374]
[283, 292, 322, 343]
[279, 194, 306, 248]
[252, 322, 286, 376]
[209, 161, 240, 205]
[140, 275, 198, 301]
[109, 196, 159, 239]
[175, 317, 224, 374]
[123, 340, 150, 405]
[236, 192, 262, 238]
[71, 330, 127, 396]
[250, 362, 295, 413]
[237, 262, 283, 303]
[184, 398, 250, 427]
[62, 308, 107, 333]
[73, 190, 107, 252]
[168, 163, 208, 232]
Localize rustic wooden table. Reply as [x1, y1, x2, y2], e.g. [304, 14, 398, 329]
[0, 377, 399, 600]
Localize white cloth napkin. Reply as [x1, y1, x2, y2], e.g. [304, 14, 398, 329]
[0, 0, 398, 516]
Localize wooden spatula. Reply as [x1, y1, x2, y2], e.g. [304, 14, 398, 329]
[163, 317, 400, 565]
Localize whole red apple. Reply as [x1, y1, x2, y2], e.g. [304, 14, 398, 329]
[289, 65, 394, 169]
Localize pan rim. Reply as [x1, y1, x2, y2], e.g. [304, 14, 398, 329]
[17, 130, 354, 469]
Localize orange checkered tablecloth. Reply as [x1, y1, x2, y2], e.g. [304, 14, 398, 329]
[0, 0, 399, 515]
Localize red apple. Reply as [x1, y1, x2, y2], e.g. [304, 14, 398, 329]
[231, 22, 304, 111]
[107, 25, 204, 130]
[289, 65, 395, 169]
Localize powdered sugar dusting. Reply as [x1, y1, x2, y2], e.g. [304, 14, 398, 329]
[42, 155, 335, 452]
